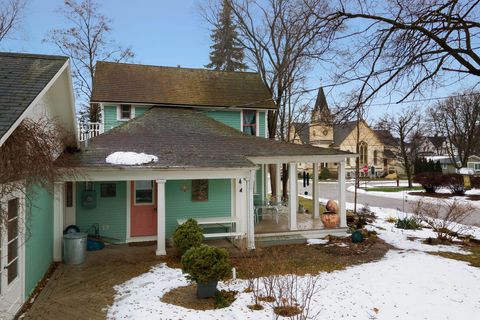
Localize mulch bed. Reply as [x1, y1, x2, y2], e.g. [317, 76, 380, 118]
[162, 284, 217, 310]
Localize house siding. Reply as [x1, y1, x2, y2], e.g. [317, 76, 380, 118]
[75, 181, 127, 242]
[204, 110, 241, 131]
[25, 185, 54, 298]
[259, 111, 266, 137]
[165, 179, 231, 237]
[103, 105, 151, 132]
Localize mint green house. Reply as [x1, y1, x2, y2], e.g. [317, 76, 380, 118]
[0, 53, 77, 318]
[58, 61, 352, 258]
[1, 56, 351, 318]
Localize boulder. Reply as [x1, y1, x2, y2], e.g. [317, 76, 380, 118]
[325, 199, 338, 213]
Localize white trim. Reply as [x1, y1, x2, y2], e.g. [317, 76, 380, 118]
[53, 182, 64, 262]
[0, 60, 71, 146]
[100, 102, 105, 125]
[249, 154, 356, 164]
[60, 167, 254, 182]
[338, 161, 347, 228]
[126, 180, 131, 240]
[156, 179, 167, 256]
[246, 170, 256, 250]
[288, 163, 298, 230]
[240, 109, 259, 136]
[264, 110, 268, 138]
[231, 179, 236, 220]
[133, 180, 154, 205]
[312, 163, 320, 219]
[116, 104, 133, 121]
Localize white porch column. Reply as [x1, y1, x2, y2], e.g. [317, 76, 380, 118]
[246, 170, 256, 250]
[156, 179, 167, 256]
[312, 163, 320, 219]
[288, 162, 298, 230]
[338, 160, 347, 227]
[263, 164, 269, 201]
[53, 182, 64, 262]
[275, 163, 281, 202]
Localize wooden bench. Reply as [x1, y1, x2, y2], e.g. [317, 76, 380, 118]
[176, 217, 242, 238]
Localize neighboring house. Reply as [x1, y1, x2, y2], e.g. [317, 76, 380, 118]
[418, 135, 449, 157]
[55, 62, 353, 264]
[426, 155, 480, 173]
[373, 129, 401, 175]
[291, 88, 392, 177]
[0, 53, 76, 318]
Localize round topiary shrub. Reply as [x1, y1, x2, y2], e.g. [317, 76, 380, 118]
[173, 218, 204, 254]
[181, 244, 231, 284]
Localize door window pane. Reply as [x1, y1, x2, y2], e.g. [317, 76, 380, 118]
[135, 181, 153, 204]
[7, 198, 19, 284]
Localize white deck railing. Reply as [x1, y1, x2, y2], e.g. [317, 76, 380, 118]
[78, 122, 104, 141]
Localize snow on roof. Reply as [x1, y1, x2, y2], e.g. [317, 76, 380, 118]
[106, 151, 158, 165]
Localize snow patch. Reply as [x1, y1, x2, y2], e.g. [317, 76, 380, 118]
[106, 151, 158, 165]
[307, 238, 329, 245]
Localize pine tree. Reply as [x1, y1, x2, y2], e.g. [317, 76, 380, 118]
[206, 0, 247, 71]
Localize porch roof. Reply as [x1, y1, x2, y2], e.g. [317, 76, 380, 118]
[59, 107, 352, 169]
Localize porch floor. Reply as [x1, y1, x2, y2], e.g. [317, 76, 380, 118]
[255, 211, 326, 234]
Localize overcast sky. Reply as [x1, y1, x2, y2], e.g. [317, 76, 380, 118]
[2, 0, 478, 122]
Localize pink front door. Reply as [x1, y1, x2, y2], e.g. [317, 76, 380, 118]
[130, 181, 157, 237]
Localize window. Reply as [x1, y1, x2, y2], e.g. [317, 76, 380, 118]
[119, 104, 131, 120]
[474, 163, 480, 170]
[192, 179, 208, 201]
[346, 157, 350, 166]
[373, 150, 378, 165]
[359, 141, 368, 165]
[242, 110, 257, 135]
[135, 181, 153, 204]
[101, 183, 116, 197]
[7, 198, 19, 284]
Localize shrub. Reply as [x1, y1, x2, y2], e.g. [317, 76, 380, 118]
[471, 176, 480, 188]
[319, 167, 330, 180]
[413, 172, 444, 193]
[412, 199, 474, 241]
[395, 216, 422, 230]
[442, 173, 465, 195]
[173, 218, 204, 254]
[214, 290, 237, 309]
[181, 244, 231, 284]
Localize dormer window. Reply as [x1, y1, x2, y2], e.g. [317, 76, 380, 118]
[243, 110, 257, 135]
[119, 104, 132, 120]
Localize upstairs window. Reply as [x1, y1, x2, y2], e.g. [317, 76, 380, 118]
[243, 110, 257, 135]
[119, 104, 132, 120]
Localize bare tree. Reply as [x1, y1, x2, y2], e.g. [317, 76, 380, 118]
[316, 0, 480, 111]
[429, 91, 480, 168]
[0, 0, 25, 42]
[44, 0, 134, 122]
[204, 0, 341, 198]
[0, 117, 78, 230]
[379, 109, 422, 187]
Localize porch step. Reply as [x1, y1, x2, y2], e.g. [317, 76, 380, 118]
[255, 228, 349, 247]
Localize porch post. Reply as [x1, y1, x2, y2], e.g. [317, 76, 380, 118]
[338, 160, 347, 227]
[53, 182, 64, 262]
[156, 179, 167, 256]
[275, 163, 281, 202]
[288, 162, 298, 230]
[246, 169, 256, 250]
[312, 163, 320, 219]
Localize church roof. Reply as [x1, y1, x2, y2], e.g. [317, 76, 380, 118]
[311, 87, 332, 124]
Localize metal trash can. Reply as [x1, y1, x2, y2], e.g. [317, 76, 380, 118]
[63, 232, 87, 265]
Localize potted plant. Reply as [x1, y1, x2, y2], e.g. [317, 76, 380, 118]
[181, 244, 231, 298]
[173, 218, 204, 254]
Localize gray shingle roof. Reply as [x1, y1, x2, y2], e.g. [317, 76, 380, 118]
[292, 122, 309, 144]
[91, 61, 276, 109]
[60, 107, 350, 169]
[0, 52, 68, 141]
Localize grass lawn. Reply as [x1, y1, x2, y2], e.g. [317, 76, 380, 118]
[432, 245, 480, 268]
[297, 196, 327, 215]
[365, 186, 423, 192]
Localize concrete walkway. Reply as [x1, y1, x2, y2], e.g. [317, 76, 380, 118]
[21, 244, 160, 320]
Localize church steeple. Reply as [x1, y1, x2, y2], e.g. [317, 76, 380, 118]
[311, 87, 332, 124]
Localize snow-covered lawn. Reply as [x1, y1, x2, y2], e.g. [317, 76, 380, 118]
[107, 204, 480, 320]
[348, 184, 480, 207]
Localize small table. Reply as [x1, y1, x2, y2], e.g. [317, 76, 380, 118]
[254, 202, 280, 224]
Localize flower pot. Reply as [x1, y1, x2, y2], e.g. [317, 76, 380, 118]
[196, 280, 218, 298]
[321, 211, 339, 228]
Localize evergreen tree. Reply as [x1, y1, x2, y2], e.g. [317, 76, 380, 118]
[206, 0, 247, 71]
